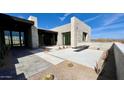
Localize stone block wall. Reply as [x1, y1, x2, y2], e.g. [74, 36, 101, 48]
[71, 17, 91, 48]
[51, 23, 71, 46]
[28, 16, 39, 48]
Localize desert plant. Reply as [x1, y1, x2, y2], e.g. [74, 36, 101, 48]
[94, 62, 100, 74]
[41, 73, 54, 80]
[67, 63, 74, 67]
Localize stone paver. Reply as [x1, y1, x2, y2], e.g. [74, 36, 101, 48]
[16, 55, 53, 78]
[48, 48, 104, 69]
[12, 48, 53, 78]
[34, 52, 64, 65]
[0, 47, 106, 80]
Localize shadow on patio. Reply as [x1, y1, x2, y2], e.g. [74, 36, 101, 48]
[0, 47, 35, 80]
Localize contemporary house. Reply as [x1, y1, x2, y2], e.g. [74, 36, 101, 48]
[0, 13, 91, 51]
[51, 17, 91, 48]
[1, 13, 124, 80]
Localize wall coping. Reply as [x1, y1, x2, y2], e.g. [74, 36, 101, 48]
[114, 42, 124, 54]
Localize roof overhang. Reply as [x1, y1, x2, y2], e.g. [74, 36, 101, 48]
[0, 13, 34, 31]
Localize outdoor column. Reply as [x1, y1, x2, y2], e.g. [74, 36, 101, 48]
[0, 30, 2, 48]
[71, 17, 77, 48]
[19, 31, 22, 46]
[0, 30, 2, 61]
[10, 31, 13, 47]
[31, 26, 39, 48]
[28, 16, 39, 48]
[1, 30, 5, 45]
[0, 30, 5, 47]
[53, 34, 55, 45]
[57, 32, 63, 46]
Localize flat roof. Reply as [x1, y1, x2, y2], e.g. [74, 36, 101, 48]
[0, 13, 34, 31]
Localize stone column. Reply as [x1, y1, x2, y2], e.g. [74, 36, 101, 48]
[71, 17, 77, 48]
[57, 32, 63, 46]
[0, 30, 2, 48]
[30, 25, 39, 48]
[19, 31, 22, 46]
[28, 16, 39, 48]
[88, 29, 91, 42]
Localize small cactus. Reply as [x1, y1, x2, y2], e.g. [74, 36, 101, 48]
[42, 73, 54, 80]
[67, 63, 74, 67]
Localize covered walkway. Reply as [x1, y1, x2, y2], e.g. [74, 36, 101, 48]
[0, 13, 34, 67]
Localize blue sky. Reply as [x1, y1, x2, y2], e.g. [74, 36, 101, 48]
[7, 13, 124, 39]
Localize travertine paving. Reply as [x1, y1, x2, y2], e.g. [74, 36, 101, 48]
[12, 48, 53, 79]
[48, 48, 104, 69]
[15, 54, 53, 78]
[34, 52, 64, 65]
[3, 47, 105, 80]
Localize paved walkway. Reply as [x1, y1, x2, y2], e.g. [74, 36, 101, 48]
[12, 48, 53, 79]
[0, 47, 106, 80]
[16, 55, 53, 78]
[48, 48, 104, 69]
[34, 52, 64, 65]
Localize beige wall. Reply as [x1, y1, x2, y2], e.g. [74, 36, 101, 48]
[71, 17, 91, 48]
[51, 23, 71, 33]
[51, 23, 71, 46]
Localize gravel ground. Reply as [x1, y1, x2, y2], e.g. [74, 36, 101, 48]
[29, 60, 98, 80]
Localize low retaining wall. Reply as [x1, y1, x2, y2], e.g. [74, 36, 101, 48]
[114, 43, 124, 80]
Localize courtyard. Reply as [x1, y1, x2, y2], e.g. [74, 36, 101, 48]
[0, 13, 123, 80]
[0, 42, 117, 80]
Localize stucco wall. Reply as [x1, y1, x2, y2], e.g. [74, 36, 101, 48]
[50, 17, 91, 47]
[71, 17, 91, 48]
[51, 23, 71, 46]
[51, 23, 71, 33]
[114, 43, 124, 80]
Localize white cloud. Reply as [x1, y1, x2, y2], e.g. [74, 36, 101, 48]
[92, 29, 124, 39]
[84, 15, 101, 22]
[18, 16, 24, 19]
[92, 22, 124, 33]
[59, 13, 72, 21]
[103, 14, 124, 26]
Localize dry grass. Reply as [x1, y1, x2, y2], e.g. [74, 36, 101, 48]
[29, 60, 98, 80]
[92, 38, 124, 43]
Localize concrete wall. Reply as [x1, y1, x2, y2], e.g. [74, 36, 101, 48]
[114, 43, 124, 80]
[71, 17, 91, 48]
[51, 23, 71, 46]
[28, 16, 39, 48]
